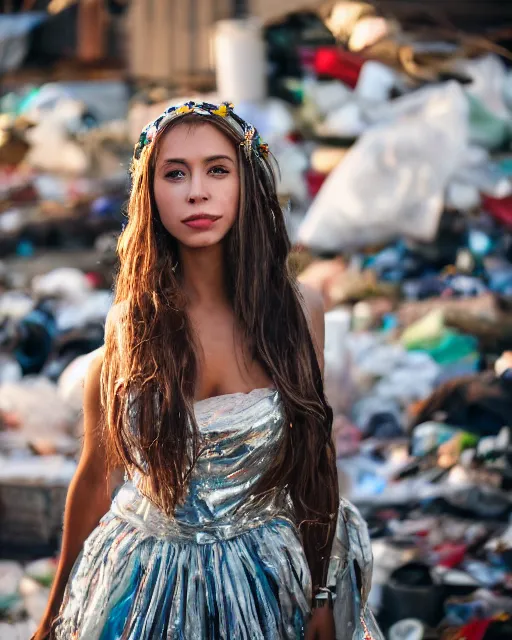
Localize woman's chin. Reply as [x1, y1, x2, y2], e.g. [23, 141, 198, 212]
[177, 232, 227, 250]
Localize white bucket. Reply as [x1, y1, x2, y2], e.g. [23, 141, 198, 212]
[214, 19, 267, 104]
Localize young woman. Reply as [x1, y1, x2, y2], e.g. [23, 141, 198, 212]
[33, 102, 381, 640]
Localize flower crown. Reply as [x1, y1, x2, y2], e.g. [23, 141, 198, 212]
[134, 101, 269, 162]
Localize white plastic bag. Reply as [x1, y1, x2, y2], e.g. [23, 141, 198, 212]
[56, 289, 112, 331]
[451, 146, 512, 200]
[0, 378, 76, 443]
[355, 60, 398, 103]
[454, 54, 510, 119]
[32, 268, 91, 302]
[298, 83, 469, 251]
[24, 98, 90, 175]
[317, 101, 367, 138]
[0, 356, 22, 384]
[0, 561, 24, 599]
[304, 80, 352, 118]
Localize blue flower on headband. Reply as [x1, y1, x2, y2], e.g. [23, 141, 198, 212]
[133, 101, 269, 162]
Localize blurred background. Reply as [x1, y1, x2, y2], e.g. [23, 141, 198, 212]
[1, 1, 512, 639]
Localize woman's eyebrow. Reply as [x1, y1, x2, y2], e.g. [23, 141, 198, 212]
[161, 155, 235, 167]
[204, 154, 235, 164]
[161, 158, 188, 166]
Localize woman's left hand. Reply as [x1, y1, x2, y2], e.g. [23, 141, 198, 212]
[305, 607, 336, 639]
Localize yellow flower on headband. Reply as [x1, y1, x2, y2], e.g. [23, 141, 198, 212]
[176, 104, 193, 115]
[212, 103, 233, 117]
[258, 142, 269, 158]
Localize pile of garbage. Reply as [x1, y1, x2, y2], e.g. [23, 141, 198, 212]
[0, 80, 130, 267]
[320, 300, 512, 637]
[0, 558, 58, 640]
[280, 7, 512, 638]
[0, 269, 110, 636]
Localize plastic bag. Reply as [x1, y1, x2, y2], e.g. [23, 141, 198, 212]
[467, 94, 511, 151]
[355, 60, 398, 103]
[0, 561, 24, 618]
[0, 377, 76, 443]
[32, 268, 91, 302]
[0, 356, 22, 384]
[56, 289, 112, 331]
[451, 146, 512, 200]
[24, 98, 90, 174]
[298, 83, 469, 251]
[0, 291, 33, 322]
[454, 55, 510, 119]
[0, 620, 37, 639]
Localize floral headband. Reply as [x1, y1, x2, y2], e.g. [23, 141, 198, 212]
[134, 100, 269, 162]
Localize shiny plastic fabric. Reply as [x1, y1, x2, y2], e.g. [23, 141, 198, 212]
[54, 389, 382, 639]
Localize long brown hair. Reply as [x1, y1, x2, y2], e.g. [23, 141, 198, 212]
[102, 113, 339, 590]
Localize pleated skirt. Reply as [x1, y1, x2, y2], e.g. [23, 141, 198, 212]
[53, 510, 312, 640]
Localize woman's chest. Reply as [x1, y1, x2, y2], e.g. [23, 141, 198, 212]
[189, 309, 272, 400]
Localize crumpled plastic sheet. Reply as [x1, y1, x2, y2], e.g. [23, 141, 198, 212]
[299, 82, 469, 252]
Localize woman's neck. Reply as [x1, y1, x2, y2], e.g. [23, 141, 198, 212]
[179, 243, 228, 307]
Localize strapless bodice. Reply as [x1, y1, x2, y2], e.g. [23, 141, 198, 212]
[111, 388, 294, 543]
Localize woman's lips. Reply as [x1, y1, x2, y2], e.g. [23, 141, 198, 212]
[182, 215, 220, 230]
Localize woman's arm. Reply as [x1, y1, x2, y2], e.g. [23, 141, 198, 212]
[32, 349, 119, 639]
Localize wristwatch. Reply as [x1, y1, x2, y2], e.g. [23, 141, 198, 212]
[312, 587, 336, 609]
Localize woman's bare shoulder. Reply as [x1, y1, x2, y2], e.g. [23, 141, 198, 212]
[104, 300, 130, 348]
[298, 282, 324, 314]
[297, 282, 325, 369]
[105, 300, 129, 328]
[298, 283, 324, 331]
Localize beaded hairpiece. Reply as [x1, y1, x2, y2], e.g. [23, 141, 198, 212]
[134, 100, 269, 162]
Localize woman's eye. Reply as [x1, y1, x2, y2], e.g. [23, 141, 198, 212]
[209, 166, 229, 175]
[165, 169, 185, 179]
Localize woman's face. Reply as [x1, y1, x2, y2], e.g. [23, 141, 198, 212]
[153, 121, 240, 249]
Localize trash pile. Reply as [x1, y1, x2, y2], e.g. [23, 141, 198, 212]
[0, 269, 112, 635]
[0, 80, 130, 266]
[0, 77, 124, 636]
[321, 304, 512, 638]
[281, 5, 512, 639]
[2, 2, 512, 637]
[0, 558, 58, 639]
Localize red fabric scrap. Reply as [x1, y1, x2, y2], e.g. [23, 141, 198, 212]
[482, 195, 512, 228]
[314, 47, 365, 87]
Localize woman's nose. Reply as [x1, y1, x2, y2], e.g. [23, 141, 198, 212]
[187, 173, 209, 203]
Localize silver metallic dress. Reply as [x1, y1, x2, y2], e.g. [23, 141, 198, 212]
[54, 388, 382, 640]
